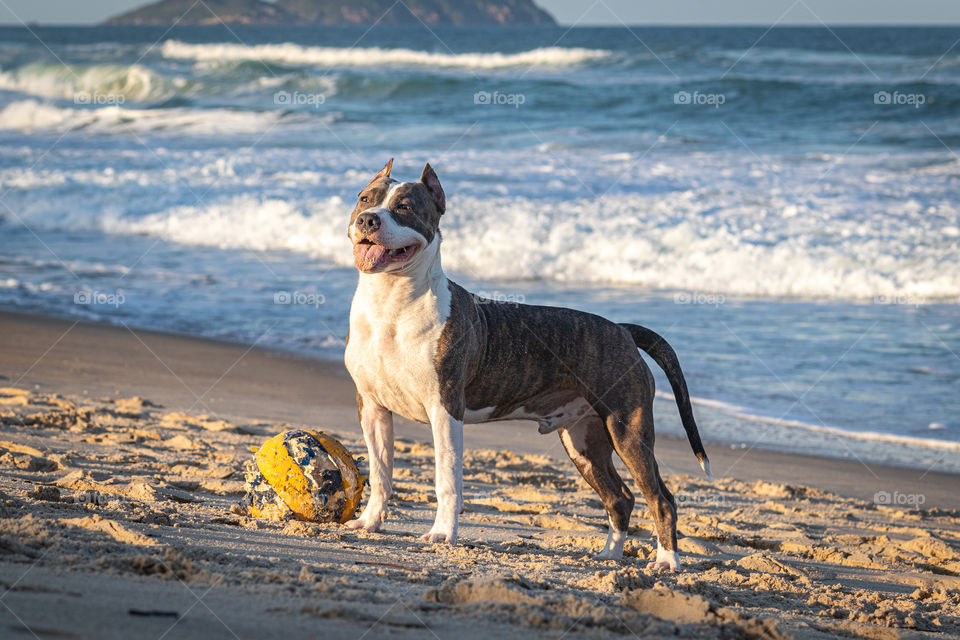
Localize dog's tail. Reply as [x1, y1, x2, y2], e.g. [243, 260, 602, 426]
[620, 323, 712, 479]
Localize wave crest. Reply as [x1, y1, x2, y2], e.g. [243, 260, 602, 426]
[0, 100, 298, 135]
[0, 63, 175, 102]
[160, 40, 612, 69]
[89, 194, 960, 301]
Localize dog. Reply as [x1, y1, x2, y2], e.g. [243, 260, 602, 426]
[344, 159, 710, 571]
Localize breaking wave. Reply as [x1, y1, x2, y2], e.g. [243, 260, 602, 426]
[0, 62, 176, 102]
[66, 193, 959, 300]
[160, 40, 613, 69]
[0, 99, 309, 135]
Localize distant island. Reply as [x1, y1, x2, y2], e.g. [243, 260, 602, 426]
[103, 0, 557, 26]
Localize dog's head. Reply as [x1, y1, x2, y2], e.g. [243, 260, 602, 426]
[348, 159, 446, 274]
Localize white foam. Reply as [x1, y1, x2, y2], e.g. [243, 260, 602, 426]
[160, 40, 611, 69]
[104, 195, 350, 256]
[18, 182, 960, 300]
[8, 149, 960, 300]
[657, 391, 960, 452]
[711, 47, 914, 67]
[436, 193, 960, 300]
[730, 413, 960, 451]
[0, 63, 174, 102]
[0, 100, 295, 135]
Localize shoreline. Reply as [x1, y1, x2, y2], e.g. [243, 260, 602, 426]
[2, 308, 957, 507]
[4, 301, 959, 463]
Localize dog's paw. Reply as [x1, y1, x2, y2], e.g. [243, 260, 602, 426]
[421, 528, 457, 544]
[594, 530, 626, 560]
[345, 519, 381, 533]
[344, 508, 385, 533]
[645, 560, 680, 572]
[646, 546, 681, 572]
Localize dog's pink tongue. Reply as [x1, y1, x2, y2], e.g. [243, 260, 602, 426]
[354, 243, 387, 271]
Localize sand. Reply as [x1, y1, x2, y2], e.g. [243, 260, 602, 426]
[1, 310, 959, 639]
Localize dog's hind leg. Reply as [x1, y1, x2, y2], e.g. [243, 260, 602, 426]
[594, 373, 681, 571]
[604, 403, 680, 571]
[655, 461, 677, 516]
[648, 459, 682, 570]
[559, 415, 634, 560]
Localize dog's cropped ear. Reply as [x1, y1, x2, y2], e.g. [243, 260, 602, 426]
[419, 162, 445, 214]
[364, 158, 393, 188]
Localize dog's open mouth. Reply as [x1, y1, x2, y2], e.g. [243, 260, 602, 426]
[354, 238, 419, 271]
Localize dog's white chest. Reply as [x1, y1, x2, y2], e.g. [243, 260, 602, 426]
[345, 274, 451, 424]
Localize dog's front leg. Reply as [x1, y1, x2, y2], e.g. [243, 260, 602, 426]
[422, 406, 463, 544]
[345, 399, 393, 533]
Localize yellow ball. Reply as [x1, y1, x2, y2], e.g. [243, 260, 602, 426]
[240, 429, 364, 523]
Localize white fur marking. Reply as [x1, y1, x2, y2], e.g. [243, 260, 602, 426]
[422, 404, 463, 544]
[462, 406, 497, 422]
[536, 397, 592, 434]
[345, 403, 393, 533]
[345, 234, 450, 423]
[346, 229, 459, 542]
[701, 458, 713, 480]
[648, 541, 681, 571]
[465, 397, 593, 433]
[559, 425, 590, 467]
[349, 187, 425, 263]
[595, 515, 627, 560]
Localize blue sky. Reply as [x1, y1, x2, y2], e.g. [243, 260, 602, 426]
[1, 0, 959, 25]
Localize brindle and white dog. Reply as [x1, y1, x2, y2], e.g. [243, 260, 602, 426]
[344, 159, 710, 571]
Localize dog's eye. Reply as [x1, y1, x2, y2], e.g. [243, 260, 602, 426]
[359, 195, 369, 203]
[396, 203, 408, 211]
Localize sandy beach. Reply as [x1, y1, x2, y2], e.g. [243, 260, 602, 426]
[0, 309, 957, 639]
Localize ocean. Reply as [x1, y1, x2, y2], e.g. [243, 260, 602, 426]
[0, 25, 958, 473]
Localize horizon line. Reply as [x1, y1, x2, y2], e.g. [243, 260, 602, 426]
[2, 21, 960, 27]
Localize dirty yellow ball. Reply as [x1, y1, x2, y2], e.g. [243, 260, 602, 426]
[240, 429, 364, 524]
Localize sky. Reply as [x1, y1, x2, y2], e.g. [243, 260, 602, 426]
[1, 0, 959, 26]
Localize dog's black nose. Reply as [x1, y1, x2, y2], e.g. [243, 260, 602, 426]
[355, 212, 380, 233]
